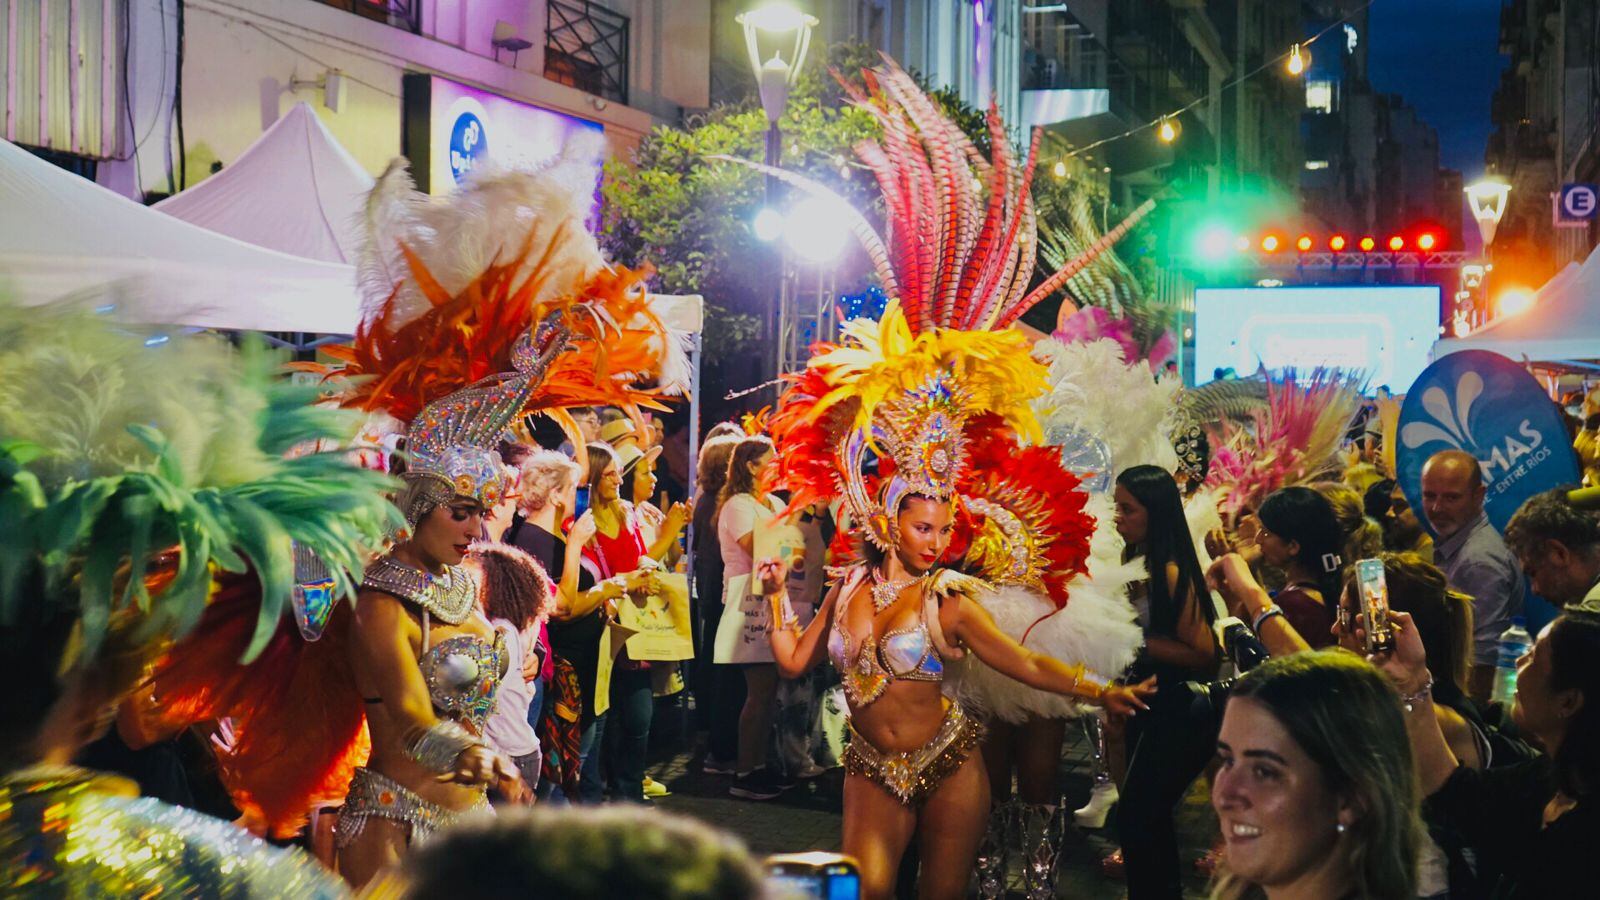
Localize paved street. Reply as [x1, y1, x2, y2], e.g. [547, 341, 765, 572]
[645, 719, 1215, 898]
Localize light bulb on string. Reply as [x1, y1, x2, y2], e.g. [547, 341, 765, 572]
[1287, 43, 1310, 76]
[1157, 116, 1180, 143]
[1052, 160, 1067, 178]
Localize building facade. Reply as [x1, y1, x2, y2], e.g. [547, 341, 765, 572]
[1019, 0, 1228, 205]
[1486, 0, 1599, 276]
[2, 0, 712, 201]
[1298, 0, 1459, 245]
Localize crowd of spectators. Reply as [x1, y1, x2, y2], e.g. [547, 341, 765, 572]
[32, 395, 1600, 900]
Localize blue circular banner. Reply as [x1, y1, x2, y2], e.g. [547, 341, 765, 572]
[1396, 349, 1580, 535]
[448, 111, 488, 184]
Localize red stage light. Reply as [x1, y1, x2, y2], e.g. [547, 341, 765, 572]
[1296, 235, 1314, 252]
[1359, 236, 1376, 251]
[1416, 232, 1437, 251]
[1329, 234, 1347, 251]
[1388, 235, 1405, 251]
[1261, 234, 1282, 253]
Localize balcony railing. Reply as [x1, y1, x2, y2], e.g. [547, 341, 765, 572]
[545, 0, 630, 105]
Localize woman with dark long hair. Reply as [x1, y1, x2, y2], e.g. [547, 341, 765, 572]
[1255, 486, 1346, 649]
[1112, 464, 1219, 899]
[691, 435, 743, 772]
[1378, 606, 1600, 896]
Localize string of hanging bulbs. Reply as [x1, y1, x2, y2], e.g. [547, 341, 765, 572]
[1046, 0, 1379, 172]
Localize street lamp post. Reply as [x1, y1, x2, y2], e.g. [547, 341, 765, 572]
[1463, 177, 1511, 331]
[736, 4, 816, 171]
[735, 3, 817, 380]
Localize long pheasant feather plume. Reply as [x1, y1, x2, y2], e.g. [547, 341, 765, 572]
[971, 127, 1043, 330]
[714, 56, 1154, 338]
[1015, 197, 1157, 326]
[954, 105, 1013, 326]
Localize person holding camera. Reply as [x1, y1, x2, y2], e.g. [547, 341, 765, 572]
[1253, 487, 1347, 649]
[1373, 601, 1600, 897]
[1110, 465, 1220, 898]
[1212, 651, 1425, 899]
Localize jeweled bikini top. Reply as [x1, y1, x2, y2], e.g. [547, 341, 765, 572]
[828, 567, 952, 708]
[363, 555, 506, 730]
[417, 629, 506, 732]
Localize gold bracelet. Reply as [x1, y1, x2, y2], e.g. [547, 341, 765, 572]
[768, 594, 799, 632]
[1067, 663, 1108, 702]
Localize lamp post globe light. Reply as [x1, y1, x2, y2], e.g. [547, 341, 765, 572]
[736, 3, 819, 380]
[1462, 177, 1511, 330]
[736, 3, 818, 168]
[1464, 177, 1511, 248]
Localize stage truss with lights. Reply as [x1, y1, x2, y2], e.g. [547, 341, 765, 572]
[1216, 250, 1470, 271]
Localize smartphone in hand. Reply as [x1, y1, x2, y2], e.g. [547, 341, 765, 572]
[1355, 558, 1395, 654]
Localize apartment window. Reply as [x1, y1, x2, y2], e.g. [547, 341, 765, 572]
[309, 0, 422, 35]
[1305, 79, 1334, 113]
[545, 1, 630, 104]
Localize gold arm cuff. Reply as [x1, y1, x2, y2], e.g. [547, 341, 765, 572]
[768, 594, 800, 633]
[1069, 664, 1110, 702]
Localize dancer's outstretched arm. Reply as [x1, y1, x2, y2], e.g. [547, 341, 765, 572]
[941, 587, 1156, 717]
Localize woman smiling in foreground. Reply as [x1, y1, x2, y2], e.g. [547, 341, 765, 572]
[1212, 650, 1422, 899]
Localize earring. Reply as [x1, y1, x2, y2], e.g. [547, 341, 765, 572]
[1335, 822, 1347, 834]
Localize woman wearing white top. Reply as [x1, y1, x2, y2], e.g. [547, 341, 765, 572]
[469, 543, 555, 802]
[713, 435, 789, 800]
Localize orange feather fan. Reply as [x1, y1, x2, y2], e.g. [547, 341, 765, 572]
[955, 414, 1094, 609]
[321, 234, 673, 431]
[148, 571, 369, 840]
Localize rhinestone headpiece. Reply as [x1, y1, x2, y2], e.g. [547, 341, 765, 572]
[838, 374, 971, 550]
[401, 316, 569, 525]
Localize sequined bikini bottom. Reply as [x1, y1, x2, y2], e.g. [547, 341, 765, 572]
[334, 767, 490, 849]
[842, 701, 983, 806]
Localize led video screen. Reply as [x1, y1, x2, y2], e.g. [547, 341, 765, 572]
[1193, 286, 1442, 390]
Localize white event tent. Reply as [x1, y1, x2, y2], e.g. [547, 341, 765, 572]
[4, 118, 704, 420]
[1434, 242, 1600, 365]
[0, 135, 360, 333]
[153, 103, 372, 265]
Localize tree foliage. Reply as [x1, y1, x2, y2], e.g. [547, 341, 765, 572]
[600, 45, 883, 376]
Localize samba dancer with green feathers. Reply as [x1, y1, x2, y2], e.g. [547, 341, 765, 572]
[0, 299, 398, 896]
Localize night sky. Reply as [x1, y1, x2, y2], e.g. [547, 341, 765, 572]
[1366, 0, 1508, 178]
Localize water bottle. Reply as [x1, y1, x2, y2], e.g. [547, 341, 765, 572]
[1490, 616, 1532, 706]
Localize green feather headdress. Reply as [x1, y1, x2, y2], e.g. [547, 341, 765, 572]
[0, 300, 403, 665]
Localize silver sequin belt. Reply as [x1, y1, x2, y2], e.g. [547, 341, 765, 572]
[334, 767, 490, 848]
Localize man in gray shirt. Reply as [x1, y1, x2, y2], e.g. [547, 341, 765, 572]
[1422, 449, 1526, 700]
